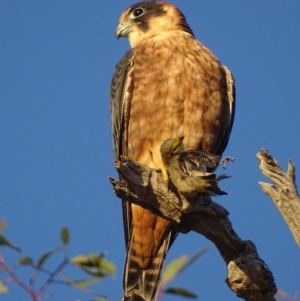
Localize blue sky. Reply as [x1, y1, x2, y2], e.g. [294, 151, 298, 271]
[1, 1, 300, 300]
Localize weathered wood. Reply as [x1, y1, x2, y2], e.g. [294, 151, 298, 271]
[109, 156, 277, 301]
[257, 148, 300, 246]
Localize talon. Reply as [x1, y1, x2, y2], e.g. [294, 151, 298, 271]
[216, 174, 231, 181]
[219, 156, 234, 168]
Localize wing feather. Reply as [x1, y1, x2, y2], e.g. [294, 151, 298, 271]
[110, 49, 134, 247]
[214, 65, 235, 157]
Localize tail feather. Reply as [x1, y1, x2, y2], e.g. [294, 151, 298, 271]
[123, 231, 172, 301]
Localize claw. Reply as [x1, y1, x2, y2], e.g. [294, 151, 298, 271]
[219, 156, 234, 169]
[216, 174, 231, 181]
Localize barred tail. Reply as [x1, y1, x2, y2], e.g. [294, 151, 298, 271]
[123, 231, 172, 301]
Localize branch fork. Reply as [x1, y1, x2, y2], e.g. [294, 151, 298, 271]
[257, 148, 300, 246]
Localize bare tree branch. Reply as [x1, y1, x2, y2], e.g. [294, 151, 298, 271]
[109, 156, 277, 301]
[257, 148, 300, 246]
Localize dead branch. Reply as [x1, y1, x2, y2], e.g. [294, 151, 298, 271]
[257, 148, 300, 246]
[109, 156, 277, 301]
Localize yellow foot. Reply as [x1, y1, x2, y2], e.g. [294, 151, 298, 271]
[159, 164, 169, 184]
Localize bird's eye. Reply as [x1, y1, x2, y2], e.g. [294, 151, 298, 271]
[130, 7, 145, 19]
[172, 147, 178, 154]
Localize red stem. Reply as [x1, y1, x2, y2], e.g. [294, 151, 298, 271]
[0, 253, 39, 301]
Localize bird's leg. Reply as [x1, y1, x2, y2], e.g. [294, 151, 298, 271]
[158, 164, 170, 184]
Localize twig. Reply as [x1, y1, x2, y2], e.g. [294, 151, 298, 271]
[0, 253, 38, 301]
[37, 258, 69, 296]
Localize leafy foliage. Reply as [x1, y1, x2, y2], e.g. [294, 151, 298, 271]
[165, 287, 197, 298]
[0, 223, 115, 301]
[160, 247, 210, 300]
[0, 235, 21, 252]
[60, 227, 70, 245]
[36, 247, 60, 268]
[0, 219, 227, 301]
[71, 254, 116, 278]
[0, 281, 8, 293]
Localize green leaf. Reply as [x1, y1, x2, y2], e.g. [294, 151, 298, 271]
[60, 273, 101, 288]
[72, 254, 102, 267]
[60, 227, 69, 245]
[72, 278, 101, 288]
[0, 235, 21, 252]
[60, 272, 76, 285]
[165, 287, 197, 299]
[0, 219, 7, 233]
[0, 281, 8, 294]
[71, 254, 105, 277]
[161, 248, 210, 286]
[98, 257, 116, 276]
[19, 256, 33, 265]
[71, 254, 116, 278]
[36, 248, 58, 268]
[71, 254, 87, 265]
[175, 247, 210, 276]
[161, 255, 188, 285]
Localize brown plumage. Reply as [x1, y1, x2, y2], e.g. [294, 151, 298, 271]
[110, 1, 235, 301]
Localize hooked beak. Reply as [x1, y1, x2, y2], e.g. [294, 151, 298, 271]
[115, 22, 132, 39]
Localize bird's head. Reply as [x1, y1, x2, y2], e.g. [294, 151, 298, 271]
[160, 136, 185, 163]
[116, 1, 193, 47]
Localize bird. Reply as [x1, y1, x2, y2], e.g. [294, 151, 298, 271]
[160, 137, 228, 197]
[110, 1, 235, 301]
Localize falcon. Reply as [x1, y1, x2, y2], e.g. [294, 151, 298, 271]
[110, 1, 235, 301]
